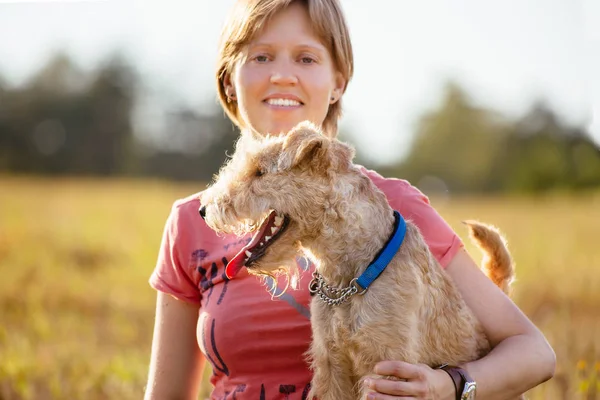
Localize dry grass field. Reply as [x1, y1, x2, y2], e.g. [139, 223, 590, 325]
[0, 176, 598, 399]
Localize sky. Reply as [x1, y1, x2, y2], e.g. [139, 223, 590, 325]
[0, 0, 598, 164]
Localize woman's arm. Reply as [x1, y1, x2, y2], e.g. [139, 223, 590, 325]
[144, 292, 206, 400]
[366, 248, 556, 400]
[443, 248, 556, 398]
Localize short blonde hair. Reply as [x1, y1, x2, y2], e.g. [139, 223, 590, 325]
[216, 0, 354, 137]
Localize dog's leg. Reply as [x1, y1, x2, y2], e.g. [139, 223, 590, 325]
[307, 301, 357, 400]
[351, 324, 420, 400]
[307, 344, 355, 400]
[307, 313, 356, 400]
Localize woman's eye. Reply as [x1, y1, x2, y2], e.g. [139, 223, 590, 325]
[300, 56, 315, 64]
[254, 55, 269, 63]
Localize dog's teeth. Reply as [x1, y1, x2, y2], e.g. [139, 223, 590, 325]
[265, 235, 272, 241]
[260, 242, 264, 246]
[274, 216, 283, 226]
[245, 250, 252, 258]
[271, 227, 278, 234]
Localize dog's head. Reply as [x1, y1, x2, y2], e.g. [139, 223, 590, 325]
[200, 121, 356, 278]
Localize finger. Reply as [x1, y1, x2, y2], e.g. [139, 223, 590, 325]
[365, 392, 414, 400]
[366, 378, 426, 397]
[374, 361, 425, 381]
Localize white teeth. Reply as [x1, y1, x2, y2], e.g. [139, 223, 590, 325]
[245, 250, 252, 258]
[265, 235, 272, 241]
[274, 216, 283, 226]
[260, 242, 264, 246]
[271, 227, 278, 234]
[266, 98, 301, 107]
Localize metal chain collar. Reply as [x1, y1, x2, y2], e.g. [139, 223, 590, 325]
[308, 271, 367, 306]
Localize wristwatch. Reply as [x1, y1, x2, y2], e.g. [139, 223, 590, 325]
[439, 364, 477, 400]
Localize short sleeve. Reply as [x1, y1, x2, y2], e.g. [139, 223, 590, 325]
[359, 166, 464, 269]
[149, 200, 202, 304]
[395, 184, 464, 268]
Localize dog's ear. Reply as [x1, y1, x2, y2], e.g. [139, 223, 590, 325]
[330, 140, 355, 170]
[279, 122, 328, 170]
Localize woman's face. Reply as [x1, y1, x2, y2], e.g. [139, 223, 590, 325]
[226, 2, 345, 137]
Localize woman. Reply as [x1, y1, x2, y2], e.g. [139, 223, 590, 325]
[145, 1, 556, 399]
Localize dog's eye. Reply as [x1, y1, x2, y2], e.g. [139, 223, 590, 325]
[255, 169, 264, 177]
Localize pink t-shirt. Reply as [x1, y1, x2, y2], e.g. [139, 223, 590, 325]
[149, 167, 464, 400]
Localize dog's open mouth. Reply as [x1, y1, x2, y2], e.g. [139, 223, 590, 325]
[225, 210, 290, 279]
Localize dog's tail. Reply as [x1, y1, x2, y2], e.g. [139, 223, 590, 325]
[462, 220, 515, 296]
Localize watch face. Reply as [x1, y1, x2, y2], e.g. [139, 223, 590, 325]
[461, 381, 477, 400]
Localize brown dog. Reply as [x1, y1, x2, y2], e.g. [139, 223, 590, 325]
[200, 122, 516, 400]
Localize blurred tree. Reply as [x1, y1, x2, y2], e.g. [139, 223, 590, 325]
[27, 51, 87, 95]
[391, 81, 508, 193]
[385, 82, 600, 194]
[0, 50, 242, 182]
[0, 75, 10, 170]
[139, 105, 240, 182]
[500, 102, 600, 192]
[72, 54, 137, 175]
[0, 51, 138, 176]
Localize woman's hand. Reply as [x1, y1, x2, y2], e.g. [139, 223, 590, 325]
[364, 361, 456, 400]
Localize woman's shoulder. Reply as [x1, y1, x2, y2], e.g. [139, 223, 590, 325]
[164, 191, 205, 225]
[356, 165, 426, 206]
[161, 190, 217, 245]
[171, 191, 203, 212]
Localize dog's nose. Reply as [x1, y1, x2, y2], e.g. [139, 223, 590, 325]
[199, 205, 206, 219]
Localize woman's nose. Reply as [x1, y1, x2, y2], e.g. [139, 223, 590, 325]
[270, 61, 298, 85]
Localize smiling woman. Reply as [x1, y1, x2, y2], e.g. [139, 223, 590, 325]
[216, 0, 352, 137]
[144, 1, 556, 399]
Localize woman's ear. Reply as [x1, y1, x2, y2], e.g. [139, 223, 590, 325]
[330, 72, 346, 104]
[223, 73, 236, 101]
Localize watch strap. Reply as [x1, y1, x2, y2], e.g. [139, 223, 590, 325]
[439, 365, 471, 400]
[455, 368, 476, 399]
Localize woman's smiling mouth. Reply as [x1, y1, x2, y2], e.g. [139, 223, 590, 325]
[265, 98, 303, 107]
[263, 94, 304, 109]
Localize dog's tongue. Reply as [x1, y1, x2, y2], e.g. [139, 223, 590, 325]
[225, 211, 278, 279]
[225, 252, 247, 279]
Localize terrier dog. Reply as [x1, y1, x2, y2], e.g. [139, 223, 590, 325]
[200, 122, 516, 400]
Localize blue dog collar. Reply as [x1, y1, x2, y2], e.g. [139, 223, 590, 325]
[355, 210, 407, 291]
